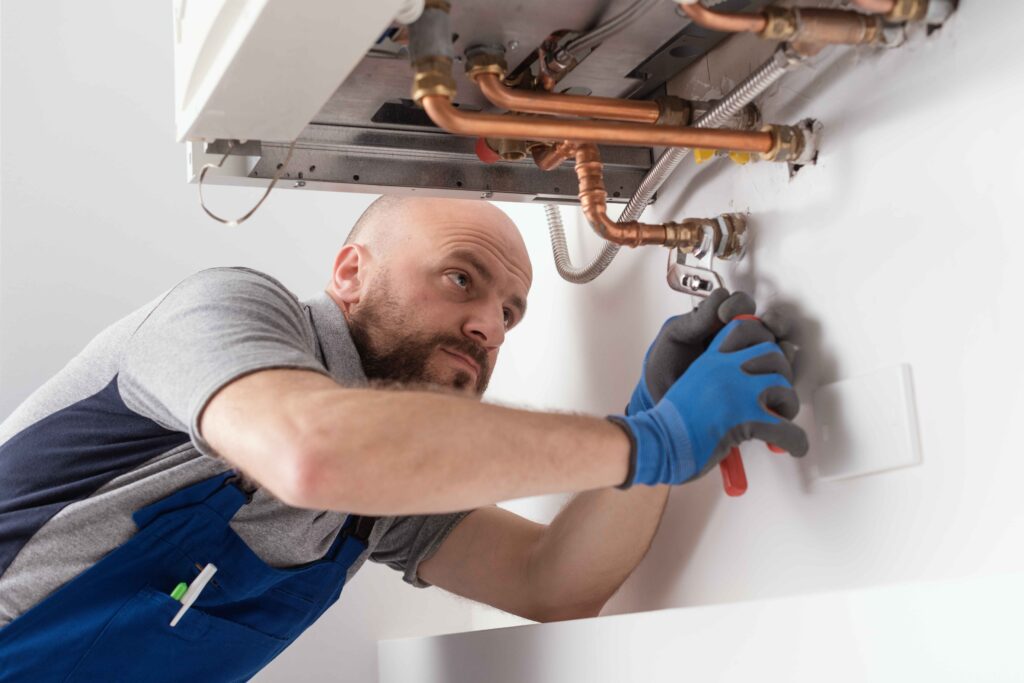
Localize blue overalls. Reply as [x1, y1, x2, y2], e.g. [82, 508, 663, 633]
[0, 472, 370, 682]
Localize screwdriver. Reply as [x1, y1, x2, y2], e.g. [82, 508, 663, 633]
[718, 314, 787, 497]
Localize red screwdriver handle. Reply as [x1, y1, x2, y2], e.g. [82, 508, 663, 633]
[719, 448, 747, 496]
[717, 314, 789, 497]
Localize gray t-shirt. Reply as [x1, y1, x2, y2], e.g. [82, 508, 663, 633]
[0, 267, 471, 627]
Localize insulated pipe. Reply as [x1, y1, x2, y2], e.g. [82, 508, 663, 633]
[419, 95, 774, 153]
[544, 204, 623, 283]
[474, 72, 661, 124]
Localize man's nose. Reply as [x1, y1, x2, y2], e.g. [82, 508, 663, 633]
[463, 306, 505, 349]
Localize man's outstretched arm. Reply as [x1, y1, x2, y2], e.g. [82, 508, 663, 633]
[201, 368, 632, 514]
[202, 316, 806, 515]
[418, 485, 670, 623]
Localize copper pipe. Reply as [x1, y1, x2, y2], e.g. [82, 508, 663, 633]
[475, 73, 661, 124]
[679, 1, 884, 45]
[793, 9, 884, 44]
[532, 140, 577, 171]
[851, 0, 897, 13]
[679, 2, 767, 33]
[575, 143, 708, 249]
[420, 95, 774, 153]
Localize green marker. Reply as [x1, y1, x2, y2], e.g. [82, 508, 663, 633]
[170, 582, 188, 601]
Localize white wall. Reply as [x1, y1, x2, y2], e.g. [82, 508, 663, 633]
[482, 0, 1024, 629]
[0, 3, 479, 681]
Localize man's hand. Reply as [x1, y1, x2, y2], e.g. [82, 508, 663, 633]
[628, 289, 756, 414]
[612, 317, 809, 487]
[628, 289, 801, 415]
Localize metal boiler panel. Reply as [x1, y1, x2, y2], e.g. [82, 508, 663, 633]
[194, 0, 766, 204]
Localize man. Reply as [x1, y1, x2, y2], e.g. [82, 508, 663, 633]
[0, 197, 806, 680]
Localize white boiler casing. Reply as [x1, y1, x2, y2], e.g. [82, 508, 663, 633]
[173, 0, 405, 143]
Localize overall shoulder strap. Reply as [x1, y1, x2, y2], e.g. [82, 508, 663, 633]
[132, 471, 246, 528]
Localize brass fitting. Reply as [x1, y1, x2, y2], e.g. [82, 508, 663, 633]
[465, 46, 507, 80]
[412, 57, 456, 105]
[424, 0, 450, 10]
[758, 124, 805, 163]
[494, 137, 534, 161]
[760, 6, 883, 45]
[885, 0, 929, 22]
[654, 96, 692, 127]
[664, 214, 748, 256]
[715, 214, 748, 259]
[761, 6, 799, 41]
[663, 220, 712, 252]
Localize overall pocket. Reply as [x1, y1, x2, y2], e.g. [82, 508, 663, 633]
[66, 587, 288, 683]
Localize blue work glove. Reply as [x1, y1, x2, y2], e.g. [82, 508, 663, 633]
[610, 317, 809, 488]
[627, 288, 758, 416]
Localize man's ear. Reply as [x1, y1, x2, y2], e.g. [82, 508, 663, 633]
[329, 244, 368, 310]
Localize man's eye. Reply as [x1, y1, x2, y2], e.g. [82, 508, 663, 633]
[447, 272, 470, 289]
[503, 308, 513, 328]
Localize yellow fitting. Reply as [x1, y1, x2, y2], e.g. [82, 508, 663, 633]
[729, 152, 751, 166]
[694, 148, 716, 164]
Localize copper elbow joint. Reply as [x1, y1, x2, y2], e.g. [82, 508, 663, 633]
[574, 144, 711, 251]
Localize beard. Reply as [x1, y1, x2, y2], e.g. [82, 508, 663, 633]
[346, 281, 491, 396]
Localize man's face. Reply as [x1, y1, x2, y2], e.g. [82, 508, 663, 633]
[345, 204, 532, 398]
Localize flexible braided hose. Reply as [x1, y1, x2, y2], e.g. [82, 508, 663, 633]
[544, 45, 803, 284]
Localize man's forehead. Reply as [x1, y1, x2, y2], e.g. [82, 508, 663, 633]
[396, 200, 532, 284]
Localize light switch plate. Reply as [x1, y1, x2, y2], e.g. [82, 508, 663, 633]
[811, 364, 922, 482]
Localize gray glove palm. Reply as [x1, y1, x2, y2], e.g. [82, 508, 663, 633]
[626, 289, 797, 414]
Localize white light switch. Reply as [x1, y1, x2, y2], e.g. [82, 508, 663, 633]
[811, 364, 922, 482]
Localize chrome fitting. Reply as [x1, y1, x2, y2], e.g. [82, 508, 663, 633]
[924, 0, 956, 26]
[789, 118, 822, 166]
[654, 96, 692, 127]
[715, 213, 749, 260]
[465, 45, 507, 79]
[408, 1, 454, 63]
[880, 23, 908, 48]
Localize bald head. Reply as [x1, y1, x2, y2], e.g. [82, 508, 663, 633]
[330, 195, 532, 396]
[344, 196, 530, 277]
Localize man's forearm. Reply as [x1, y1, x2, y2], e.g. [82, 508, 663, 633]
[291, 383, 633, 514]
[525, 484, 671, 619]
